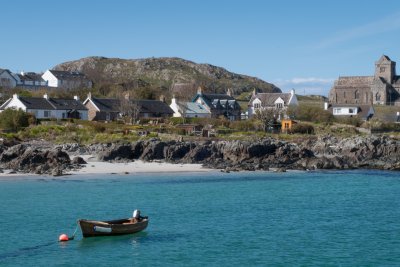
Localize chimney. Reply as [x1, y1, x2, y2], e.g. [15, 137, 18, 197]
[43, 93, 48, 99]
[74, 95, 79, 101]
[87, 92, 92, 99]
[21, 71, 25, 76]
[124, 92, 130, 100]
[252, 88, 257, 97]
[226, 88, 232, 96]
[324, 102, 328, 110]
[13, 94, 19, 99]
[290, 88, 295, 95]
[197, 86, 203, 95]
[159, 95, 166, 103]
[171, 95, 177, 105]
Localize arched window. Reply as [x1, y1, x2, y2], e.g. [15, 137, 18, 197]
[376, 92, 381, 101]
[355, 90, 359, 99]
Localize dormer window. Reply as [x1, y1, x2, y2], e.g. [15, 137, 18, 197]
[254, 103, 261, 109]
[276, 103, 283, 109]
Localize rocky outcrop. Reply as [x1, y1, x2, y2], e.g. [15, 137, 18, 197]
[0, 142, 86, 176]
[0, 135, 398, 175]
[80, 135, 400, 171]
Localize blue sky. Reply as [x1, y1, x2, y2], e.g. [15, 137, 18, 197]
[1, 0, 400, 96]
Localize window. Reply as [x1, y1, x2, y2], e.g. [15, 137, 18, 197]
[355, 90, 359, 100]
[376, 93, 381, 101]
[254, 103, 261, 109]
[334, 108, 341, 114]
[44, 110, 51, 117]
[380, 67, 385, 73]
[276, 103, 283, 109]
[349, 108, 354, 114]
[106, 112, 110, 121]
[284, 123, 290, 129]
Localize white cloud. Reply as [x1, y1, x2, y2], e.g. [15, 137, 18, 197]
[274, 77, 335, 96]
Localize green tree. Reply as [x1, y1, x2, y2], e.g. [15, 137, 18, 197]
[0, 109, 30, 131]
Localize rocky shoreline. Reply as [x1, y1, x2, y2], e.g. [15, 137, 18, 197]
[0, 135, 399, 176]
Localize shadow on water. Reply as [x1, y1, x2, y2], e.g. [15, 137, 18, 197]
[0, 241, 55, 261]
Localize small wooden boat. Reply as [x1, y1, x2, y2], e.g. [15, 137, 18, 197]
[78, 216, 149, 238]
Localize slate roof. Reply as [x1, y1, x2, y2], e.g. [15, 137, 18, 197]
[184, 102, 210, 114]
[194, 93, 240, 110]
[90, 98, 121, 112]
[17, 72, 45, 82]
[133, 100, 174, 115]
[89, 97, 174, 115]
[47, 98, 87, 110]
[0, 96, 87, 110]
[250, 93, 292, 106]
[50, 70, 90, 81]
[175, 101, 210, 115]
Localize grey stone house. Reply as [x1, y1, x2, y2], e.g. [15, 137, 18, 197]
[329, 55, 400, 106]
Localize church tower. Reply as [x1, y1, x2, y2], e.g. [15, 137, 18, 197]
[375, 55, 396, 83]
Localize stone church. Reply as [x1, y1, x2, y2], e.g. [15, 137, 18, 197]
[329, 55, 400, 106]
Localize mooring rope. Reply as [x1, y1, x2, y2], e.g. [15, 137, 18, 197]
[69, 223, 79, 240]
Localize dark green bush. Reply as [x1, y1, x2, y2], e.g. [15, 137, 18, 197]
[0, 109, 30, 131]
[289, 123, 315, 134]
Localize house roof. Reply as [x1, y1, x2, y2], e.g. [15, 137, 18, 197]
[250, 93, 291, 106]
[175, 101, 210, 115]
[0, 96, 87, 111]
[88, 97, 174, 115]
[17, 72, 45, 82]
[47, 98, 87, 110]
[194, 93, 240, 110]
[133, 100, 174, 115]
[49, 70, 90, 81]
[90, 98, 121, 112]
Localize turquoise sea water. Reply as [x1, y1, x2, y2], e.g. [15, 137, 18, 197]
[1, 170, 400, 266]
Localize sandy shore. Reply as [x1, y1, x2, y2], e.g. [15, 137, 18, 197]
[68, 155, 214, 175]
[0, 155, 214, 178]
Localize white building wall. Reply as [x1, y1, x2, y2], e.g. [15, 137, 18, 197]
[42, 70, 59, 87]
[248, 98, 262, 117]
[2, 95, 27, 111]
[170, 98, 182, 117]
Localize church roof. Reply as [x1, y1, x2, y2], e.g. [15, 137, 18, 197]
[377, 55, 392, 63]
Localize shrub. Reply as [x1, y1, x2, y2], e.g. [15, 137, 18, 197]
[289, 123, 315, 134]
[0, 109, 30, 131]
[293, 104, 334, 124]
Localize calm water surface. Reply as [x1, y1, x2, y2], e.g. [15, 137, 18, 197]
[0, 170, 400, 266]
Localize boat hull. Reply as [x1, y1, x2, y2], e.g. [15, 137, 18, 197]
[78, 218, 149, 238]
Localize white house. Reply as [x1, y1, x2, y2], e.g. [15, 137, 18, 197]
[0, 69, 18, 88]
[170, 96, 211, 118]
[0, 94, 88, 120]
[42, 70, 92, 89]
[328, 103, 374, 120]
[248, 89, 298, 118]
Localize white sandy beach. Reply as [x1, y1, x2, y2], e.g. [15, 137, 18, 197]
[68, 155, 213, 175]
[0, 155, 214, 178]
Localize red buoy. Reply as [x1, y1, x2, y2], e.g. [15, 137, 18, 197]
[59, 234, 69, 242]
